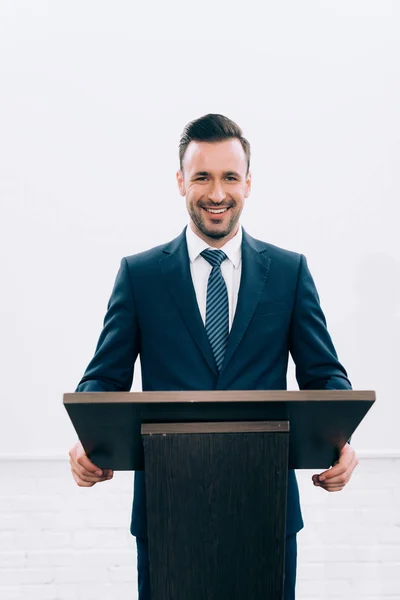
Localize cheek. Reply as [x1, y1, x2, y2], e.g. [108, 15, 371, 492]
[186, 194, 199, 213]
[233, 197, 245, 210]
[188, 189, 206, 205]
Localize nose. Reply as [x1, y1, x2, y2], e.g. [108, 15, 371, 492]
[208, 181, 226, 203]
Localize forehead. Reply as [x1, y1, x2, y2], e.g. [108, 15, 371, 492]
[183, 139, 247, 174]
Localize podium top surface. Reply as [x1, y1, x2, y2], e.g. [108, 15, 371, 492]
[64, 390, 375, 404]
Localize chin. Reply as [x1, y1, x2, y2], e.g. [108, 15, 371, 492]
[205, 217, 239, 240]
[190, 208, 239, 241]
[203, 228, 231, 240]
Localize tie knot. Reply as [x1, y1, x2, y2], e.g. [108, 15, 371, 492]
[200, 249, 227, 268]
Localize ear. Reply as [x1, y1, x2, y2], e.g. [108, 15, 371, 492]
[176, 169, 186, 196]
[244, 171, 252, 197]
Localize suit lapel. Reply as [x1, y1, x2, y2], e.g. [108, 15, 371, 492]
[159, 228, 218, 376]
[159, 227, 271, 378]
[219, 230, 271, 375]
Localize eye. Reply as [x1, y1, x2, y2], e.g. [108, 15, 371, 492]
[226, 176, 237, 181]
[195, 177, 207, 181]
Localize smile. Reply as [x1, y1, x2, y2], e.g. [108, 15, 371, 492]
[203, 207, 230, 214]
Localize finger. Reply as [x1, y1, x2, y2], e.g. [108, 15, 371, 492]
[78, 465, 113, 481]
[76, 453, 105, 476]
[70, 461, 109, 483]
[316, 457, 359, 488]
[325, 460, 358, 485]
[316, 466, 345, 482]
[69, 443, 104, 476]
[74, 469, 105, 483]
[320, 457, 353, 480]
[322, 483, 345, 491]
[314, 481, 345, 492]
[71, 464, 100, 483]
[321, 476, 347, 485]
[71, 467, 95, 487]
[74, 464, 113, 479]
[74, 466, 111, 483]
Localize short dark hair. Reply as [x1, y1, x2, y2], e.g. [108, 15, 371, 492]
[179, 113, 251, 174]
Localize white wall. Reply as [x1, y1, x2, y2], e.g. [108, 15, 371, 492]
[1, 1, 399, 457]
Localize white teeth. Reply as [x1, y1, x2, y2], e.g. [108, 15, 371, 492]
[206, 208, 228, 214]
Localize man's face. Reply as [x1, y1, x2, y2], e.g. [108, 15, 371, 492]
[176, 139, 251, 245]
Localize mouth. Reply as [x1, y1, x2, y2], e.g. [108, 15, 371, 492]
[202, 207, 231, 215]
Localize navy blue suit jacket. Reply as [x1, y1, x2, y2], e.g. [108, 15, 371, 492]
[75, 227, 352, 538]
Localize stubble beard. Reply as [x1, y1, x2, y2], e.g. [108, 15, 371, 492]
[189, 203, 240, 240]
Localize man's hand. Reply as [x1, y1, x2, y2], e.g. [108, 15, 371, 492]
[312, 443, 358, 492]
[69, 441, 113, 487]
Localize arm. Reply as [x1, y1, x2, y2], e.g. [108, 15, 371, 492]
[289, 254, 357, 491]
[289, 254, 351, 391]
[70, 257, 140, 486]
[75, 257, 140, 393]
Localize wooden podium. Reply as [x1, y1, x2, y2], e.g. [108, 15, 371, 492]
[64, 390, 375, 599]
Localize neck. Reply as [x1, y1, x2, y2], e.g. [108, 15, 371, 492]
[189, 221, 240, 249]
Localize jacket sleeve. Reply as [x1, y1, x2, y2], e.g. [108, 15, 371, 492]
[289, 254, 352, 391]
[75, 257, 140, 392]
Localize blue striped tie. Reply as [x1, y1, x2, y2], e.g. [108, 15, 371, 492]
[200, 249, 229, 371]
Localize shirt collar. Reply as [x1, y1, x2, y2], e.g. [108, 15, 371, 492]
[186, 223, 242, 269]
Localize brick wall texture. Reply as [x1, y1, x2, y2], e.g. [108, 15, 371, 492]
[0, 454, 399, 599]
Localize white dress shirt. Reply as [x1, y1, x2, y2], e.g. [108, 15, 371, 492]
[186, 224, 243, 331]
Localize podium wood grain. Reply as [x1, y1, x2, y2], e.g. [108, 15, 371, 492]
[142, 421, 289, 600]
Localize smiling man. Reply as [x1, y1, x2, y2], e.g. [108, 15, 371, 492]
[179, 136, 249, 246]
[69, 113, 358, 599]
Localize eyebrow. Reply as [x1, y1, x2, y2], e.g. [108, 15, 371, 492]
[191, 171, 242, 179]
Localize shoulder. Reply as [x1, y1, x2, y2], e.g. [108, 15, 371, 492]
[124, 242, 167, 266]
[244, 230, 303, 268]
[123, 229, 185, 270]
